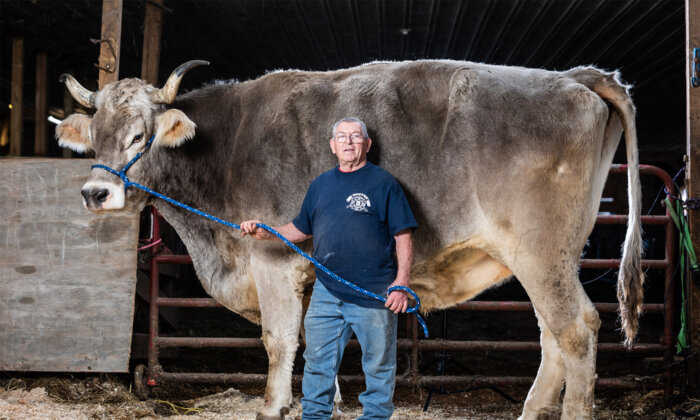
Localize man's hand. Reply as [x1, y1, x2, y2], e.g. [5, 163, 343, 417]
[240, 220, 270, 240]
[385, 229, 413, 314]
[385, 279, 410, 314]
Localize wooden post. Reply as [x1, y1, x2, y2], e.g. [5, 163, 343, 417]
[98, 0, 123, 88]
[34, 53, 48, 157]
[685, 0, 700, 393]
[62, 73, 75, 158]
[10, 38, 23, 156]
[141, 0, 164, 85]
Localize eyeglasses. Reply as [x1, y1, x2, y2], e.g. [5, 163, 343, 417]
[334, 133, 365, 144]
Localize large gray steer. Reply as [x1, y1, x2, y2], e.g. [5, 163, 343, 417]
[56, 59, 643, 420]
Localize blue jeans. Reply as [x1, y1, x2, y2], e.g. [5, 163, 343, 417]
[301, 280, 398, 420]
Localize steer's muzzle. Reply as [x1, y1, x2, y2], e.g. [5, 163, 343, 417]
[80, 180, 125, 211]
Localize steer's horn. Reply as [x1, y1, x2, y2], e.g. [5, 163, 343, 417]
[59, 74, 96, 108]
[151, 60, 210, 104]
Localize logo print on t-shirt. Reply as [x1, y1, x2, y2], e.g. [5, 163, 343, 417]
[346, 193, 371, 212]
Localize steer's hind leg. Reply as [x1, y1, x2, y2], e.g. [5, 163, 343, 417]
[516, 259, 600, 420]
[332, 376, 343, 419]
[520, 312, 566, 419]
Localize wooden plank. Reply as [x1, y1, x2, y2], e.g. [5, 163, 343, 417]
[98, 0, 123, 88]
[686, 0, 700, 392]
[10, 38, 23, 157]
[34, 53, 48, 157]
[0, 159, 139, 372]
[141, 0, 163, 85]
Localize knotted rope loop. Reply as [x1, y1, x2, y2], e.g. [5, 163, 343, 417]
[91, 135, 156, 189]
[665, 186, 700, 211]
[664, 166, 700, 210]
[91, 163, 131, 187]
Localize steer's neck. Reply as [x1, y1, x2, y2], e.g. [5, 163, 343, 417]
[147, 84, 239, 218]
[142, 84, 244, 296]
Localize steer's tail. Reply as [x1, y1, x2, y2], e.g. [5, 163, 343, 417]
[568, 67, 645, 348]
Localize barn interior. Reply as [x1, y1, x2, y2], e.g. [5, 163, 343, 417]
[0, 0, 690, 410]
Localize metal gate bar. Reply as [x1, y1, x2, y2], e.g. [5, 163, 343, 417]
[155, 371, 662, 389]
[140, 164, 676, 396]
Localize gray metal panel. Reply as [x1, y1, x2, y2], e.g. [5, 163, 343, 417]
[0, 159, 139, 372]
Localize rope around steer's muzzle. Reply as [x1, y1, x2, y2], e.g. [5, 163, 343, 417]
[91, 134, 429, 337]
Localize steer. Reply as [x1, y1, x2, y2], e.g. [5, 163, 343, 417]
[56, 59, 643, 420]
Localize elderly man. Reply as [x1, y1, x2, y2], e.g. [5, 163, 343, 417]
[241, 117, 417, 419]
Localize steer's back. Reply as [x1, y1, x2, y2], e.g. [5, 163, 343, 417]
[232, 60, 617, 247]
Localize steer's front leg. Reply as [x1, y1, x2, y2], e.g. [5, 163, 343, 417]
[253, 257, 305, 419]
[257, 327, 299, 419]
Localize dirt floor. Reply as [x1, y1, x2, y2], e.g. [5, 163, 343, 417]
[3, 258, 697, 419]
[1, 372, 699, 420]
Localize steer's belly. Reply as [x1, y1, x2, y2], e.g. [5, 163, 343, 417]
[411, 240, 513, 312]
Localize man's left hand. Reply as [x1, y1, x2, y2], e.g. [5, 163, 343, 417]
[385, 280, 410, 314]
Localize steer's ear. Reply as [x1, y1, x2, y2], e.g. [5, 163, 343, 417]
[56, 114, 92, 153]
[154, 109, 196, 147]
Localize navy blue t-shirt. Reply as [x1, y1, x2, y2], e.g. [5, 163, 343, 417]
[292, 162, 418, 308]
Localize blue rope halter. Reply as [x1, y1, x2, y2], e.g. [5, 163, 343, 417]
[92, 135, 429, 338]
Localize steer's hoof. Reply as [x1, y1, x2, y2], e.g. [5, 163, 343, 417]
[255, 414, 282, 420]
[519, 405, 563, 420]
[255, 406, 290, 420]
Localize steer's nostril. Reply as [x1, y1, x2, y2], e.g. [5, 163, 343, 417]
[81, 188, 110, 205]
[94, 189, 109, 204]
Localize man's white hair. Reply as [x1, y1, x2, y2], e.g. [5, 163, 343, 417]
[332, 117, 369, 138]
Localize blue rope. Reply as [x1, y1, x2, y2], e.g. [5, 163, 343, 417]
[92, 135, 429, 337]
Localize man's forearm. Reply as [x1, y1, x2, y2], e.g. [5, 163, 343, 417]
[266, 222, 312, 243]
[394, 229, 413, 285]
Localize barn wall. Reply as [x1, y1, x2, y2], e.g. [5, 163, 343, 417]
[0, 159, 138, 372]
